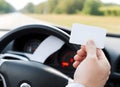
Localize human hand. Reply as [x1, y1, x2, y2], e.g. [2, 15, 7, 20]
[73, 40, 111, 87]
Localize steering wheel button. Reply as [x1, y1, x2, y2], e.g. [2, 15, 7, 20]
[20, 83, 31, 87]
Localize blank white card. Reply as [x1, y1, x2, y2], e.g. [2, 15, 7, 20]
[69, 23, 107, 49]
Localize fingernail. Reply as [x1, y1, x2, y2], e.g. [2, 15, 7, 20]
[74, 55, 77, 59]
[87, 40, 94, 45]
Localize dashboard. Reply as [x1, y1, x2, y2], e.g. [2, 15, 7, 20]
[1, 30, 77, 78]
[0, 24, 120, 87]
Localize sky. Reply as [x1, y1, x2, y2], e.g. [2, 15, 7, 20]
[5, 0, 120, 10]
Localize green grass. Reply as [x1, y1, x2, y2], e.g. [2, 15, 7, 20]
[28, 14, 120, 34]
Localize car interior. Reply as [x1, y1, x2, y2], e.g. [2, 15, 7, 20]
[0, 23, 120, 87]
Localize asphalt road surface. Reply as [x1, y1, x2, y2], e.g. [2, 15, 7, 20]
[0, 12, 47, 37]
[0, 12, 47, 29]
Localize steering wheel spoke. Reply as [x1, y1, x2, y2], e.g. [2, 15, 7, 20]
[0, 24, 78, 87]
[0, 60, 69, 87]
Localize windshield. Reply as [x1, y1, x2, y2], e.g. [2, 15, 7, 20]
[0, 0, 120, 34]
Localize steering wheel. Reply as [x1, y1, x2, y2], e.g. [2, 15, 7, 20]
[0, 24, 79, 87]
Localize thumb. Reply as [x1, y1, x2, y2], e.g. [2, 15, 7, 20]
[86, 40, 97, 58]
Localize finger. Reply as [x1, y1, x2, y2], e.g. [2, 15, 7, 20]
[86, 40, 97, 58]
[73, 61, 80, 68]
[74, 54, 85, 63]
[97, 49, 111, 72]
[76, 50, 86, 60]
[77, 48, 86, 56]
[97, 49, 106, 59]
[81, 45, 86, 51]
[97, 49, 110, 66]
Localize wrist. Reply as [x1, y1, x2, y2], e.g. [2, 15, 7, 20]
[66, 78, 85, 87]
[74, 78, 89, 87]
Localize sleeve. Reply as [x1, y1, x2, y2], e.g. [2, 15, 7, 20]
[65, 83, 85, 87]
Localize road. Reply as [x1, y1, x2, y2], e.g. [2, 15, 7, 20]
[0, 12, 48, 37]
[0, 12, 48, 29]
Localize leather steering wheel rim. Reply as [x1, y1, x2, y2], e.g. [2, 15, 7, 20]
[0, 24, 79, 53]
[0, 24, 79, 87]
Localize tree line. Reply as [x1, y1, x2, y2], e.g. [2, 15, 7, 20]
[21, 0, 120, 16]
[0, 0, 16, 14]
[0, 0, 119, 16]
[21, 0, 101, 15]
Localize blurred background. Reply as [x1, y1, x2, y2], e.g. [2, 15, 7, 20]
[0, 0, 120, 34]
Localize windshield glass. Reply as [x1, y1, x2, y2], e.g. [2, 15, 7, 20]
[0, 0, 120, 34]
